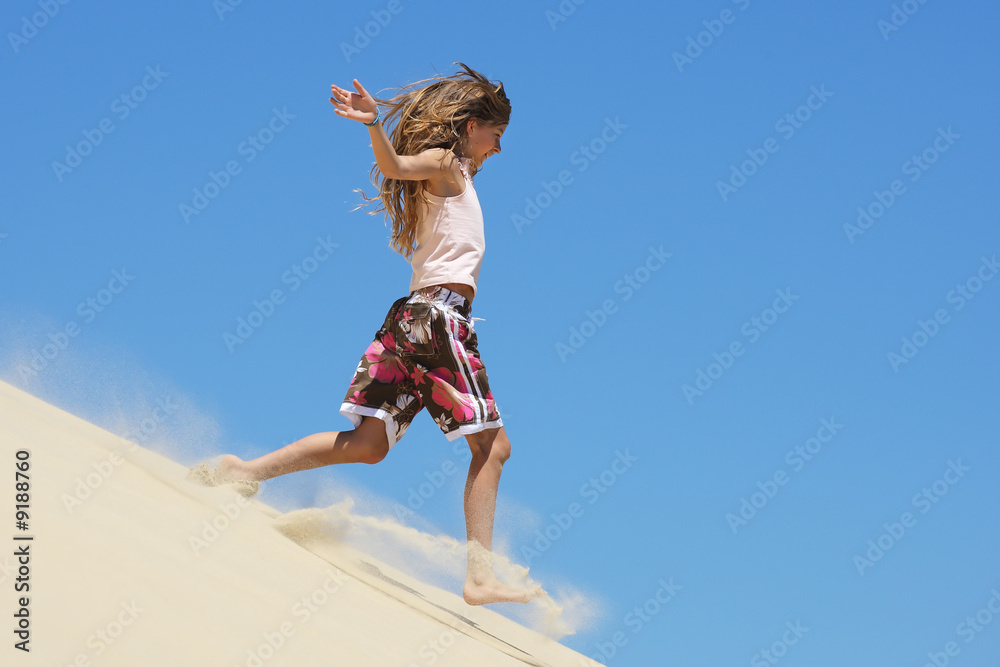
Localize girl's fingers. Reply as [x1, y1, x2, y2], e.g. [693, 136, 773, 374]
[353, 78, 371, 100]
[331, 84, 352, 103]
[328, 100, 360, 121]
[331, 84, 361, 107]
[330, 81, 373, 120]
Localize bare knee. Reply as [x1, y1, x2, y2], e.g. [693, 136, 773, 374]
[356, 417, 390, 464]
[467, 427, 510, 465]
[359, 440, 389, 465]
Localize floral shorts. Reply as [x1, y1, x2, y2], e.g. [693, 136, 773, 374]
[340, 286, 503, 448]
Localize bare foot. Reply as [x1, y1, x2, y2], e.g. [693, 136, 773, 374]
[216, 454, 257, 483]
[186, 455, 260, 498]
[463, 576, 544, 605]
[462, 540, 544, 605]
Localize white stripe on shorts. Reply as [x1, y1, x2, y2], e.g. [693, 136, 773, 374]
[441, 307, 487, 424]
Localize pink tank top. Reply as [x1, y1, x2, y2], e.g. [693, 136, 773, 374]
[408, 156, 485, 298]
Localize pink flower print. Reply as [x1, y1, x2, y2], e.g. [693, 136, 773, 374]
[431, 366, 463, 392]
[452, 374, 469, 394]
[430, 363, 466, 393]
[467, 354, 484, 373]
[364, 338, 407, 383]
[452, 340, 483, 372]
[429, 369, 475, 421]
[369, 333, 396, 356]
[370, 357, 407, 384]
[410, 365, 428, 386]
[347, 390, 367, 405]
[364, 338, 386, 361]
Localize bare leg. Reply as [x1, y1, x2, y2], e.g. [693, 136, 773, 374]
[214, 416, 390, 483]
[461, 426, 543, 605]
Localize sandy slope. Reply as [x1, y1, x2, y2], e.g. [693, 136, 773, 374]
[0, 380, 597, 666]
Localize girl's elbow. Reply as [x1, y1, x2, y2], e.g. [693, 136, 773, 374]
[379, 163, 403, 181]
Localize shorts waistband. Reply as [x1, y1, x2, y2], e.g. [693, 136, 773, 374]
[411, 286, 471, 318]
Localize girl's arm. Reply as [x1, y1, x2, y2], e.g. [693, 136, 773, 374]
[330, 80, 460, 185]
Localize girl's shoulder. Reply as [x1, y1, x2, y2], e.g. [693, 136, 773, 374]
[417, 147, 463, 173]
[419, 148, 468, 197]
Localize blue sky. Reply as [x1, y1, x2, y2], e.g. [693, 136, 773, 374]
[3, 0, 999, 664]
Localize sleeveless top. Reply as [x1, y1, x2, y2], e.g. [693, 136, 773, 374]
[408, 156, 485, 298]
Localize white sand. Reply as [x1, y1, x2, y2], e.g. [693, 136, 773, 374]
[0, 380, 599, 666]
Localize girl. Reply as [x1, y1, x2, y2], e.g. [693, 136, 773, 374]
[193, 64, 540, 606]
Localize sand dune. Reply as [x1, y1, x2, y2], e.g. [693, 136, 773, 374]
[0, 380, 599, 666]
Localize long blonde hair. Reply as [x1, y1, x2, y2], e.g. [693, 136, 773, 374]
[358, 63, 511, 258]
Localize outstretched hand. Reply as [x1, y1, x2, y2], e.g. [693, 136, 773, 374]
[330, 79, 378, 124]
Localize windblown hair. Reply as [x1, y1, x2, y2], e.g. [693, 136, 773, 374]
[358, 63, 511, 258]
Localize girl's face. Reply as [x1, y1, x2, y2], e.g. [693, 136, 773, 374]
[464, 120, 506, 168]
